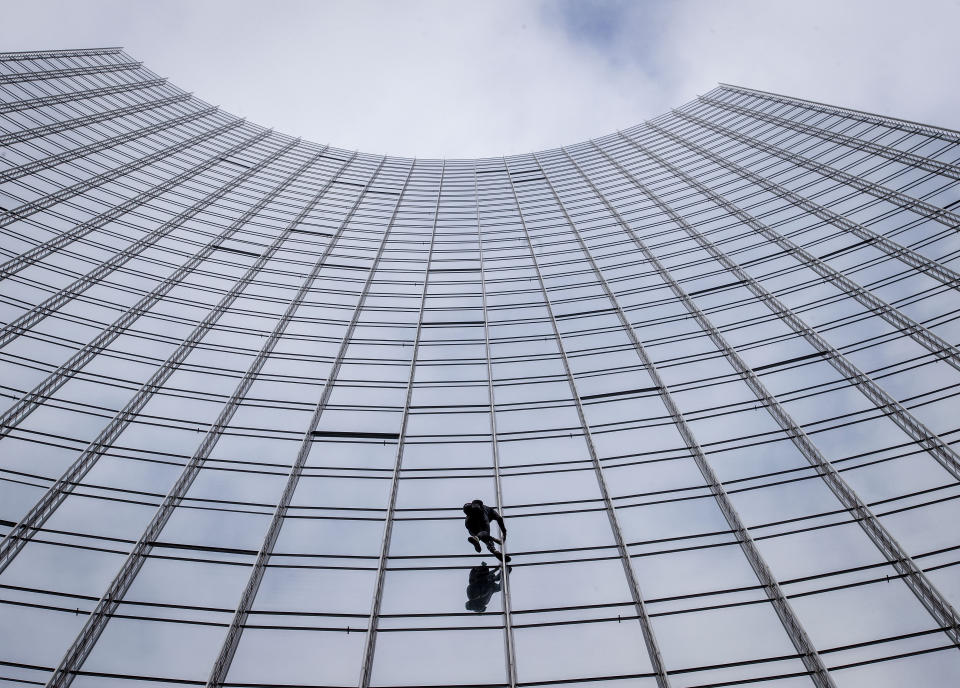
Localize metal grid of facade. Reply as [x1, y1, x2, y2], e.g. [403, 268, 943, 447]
[1, 47, 959, 688]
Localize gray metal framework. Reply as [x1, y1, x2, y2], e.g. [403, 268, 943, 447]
[600, 131, 960, 648]
[358, 160, 443, 688]
[503, 155, 672, 688]
[0, 77, 168, 115]
[43, 146, 358, 688]
[0, 92, 195, 147]
[1, 47, 959, 688]
[0, 107, 231, 232]
[0, 132, 293, 573]
[541, 147, 836, 688]
[645, 119, 960, 290]
[717, 83, 960, 145]
[0, 103, 224, 185]
[473, 161, 518, 688]
[0, 47, 124, 61]
[697, 94, 960, 182]
[0, 117, 244, 280]
[0, 126, 272, 418]
[0, 59, 143, 85]
[671, 108, 960, 230]
[204, 155, 402, 688]
[634, 126, 960, 479]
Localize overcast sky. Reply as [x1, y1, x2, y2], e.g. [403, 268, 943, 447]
[3, 4, 960, 682]
[2, 0, 959, 157]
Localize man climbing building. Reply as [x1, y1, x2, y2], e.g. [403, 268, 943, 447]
[462, 498, 510, 562]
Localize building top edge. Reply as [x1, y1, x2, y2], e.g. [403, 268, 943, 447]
[0, 46, 125, 60]
[718, 82, 960, 140]
[2, 46, 958, 157]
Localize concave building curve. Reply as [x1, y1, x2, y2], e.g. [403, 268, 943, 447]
[1, 47, 959, 688]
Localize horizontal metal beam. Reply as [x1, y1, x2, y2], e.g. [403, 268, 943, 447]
[0, 78, 168, 115]
[203, 159, 399, 688]
[716, 84, 960, 145]
[0, 105, 224, 186]
[0, 125, 261, 339]
[610, 129, 960, 650]
[0, 47, 124, 61]
[0, 60, 142, 85]
[0, 110, 232, 225]
[647, 119, 960, 291]
[511, 153, 672, 688]
[560, 143, 836, 688]
[43, 146, 356, 688]
[640, 124, 960, 484]
[0, 134, 293, 578]
[671, 109, 960, 229]
[0, 128, 275, 440]
[357, 160, 440, 688]
[700, 94, 960, 181]
[644, 122, 960, 375]
[0, 92, 194, 146]
[0, 118, 245, 281]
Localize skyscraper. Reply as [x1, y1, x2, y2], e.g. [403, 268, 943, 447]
[1, 46, 959, 687]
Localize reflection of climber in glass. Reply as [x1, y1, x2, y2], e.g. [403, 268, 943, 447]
[463, 498, 511, 562]
[466, 562, 502, 613]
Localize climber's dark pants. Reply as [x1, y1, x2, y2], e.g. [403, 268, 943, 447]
[476, 530, 501, 547]
[467, 525, 504, 559]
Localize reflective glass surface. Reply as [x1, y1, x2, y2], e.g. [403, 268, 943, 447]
[1, 47, 960, 688]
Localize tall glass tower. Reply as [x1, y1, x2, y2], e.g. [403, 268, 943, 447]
[1, 47, 959, 688]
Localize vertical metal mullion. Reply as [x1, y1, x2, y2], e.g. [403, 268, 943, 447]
[358, 160, 445, 688]
[0, 60, 143, 85]
[697, 95, 960, 181]
[0, 104, 223, 185]
[670, 109, 960, 229]
[1, 117, 246, 280]
[501, 156, 672, 688]
[619, 132, 960, 481]
[0, 78, 169, 115]
[0, 92, 195, 146]
[645, 121, 960, 290]
[205, 157, 417, 688]
[42, 148, 363, 688]
[473, 161, 518, 688]
[715, 84, 960, 146]
[0, 127, 273, 436]
[0, 133, 296, 572]
[549, 147, 837, 687]
[576, 138, 960, 650]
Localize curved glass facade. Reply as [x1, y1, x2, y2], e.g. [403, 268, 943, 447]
[1, 47, 959, 688]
